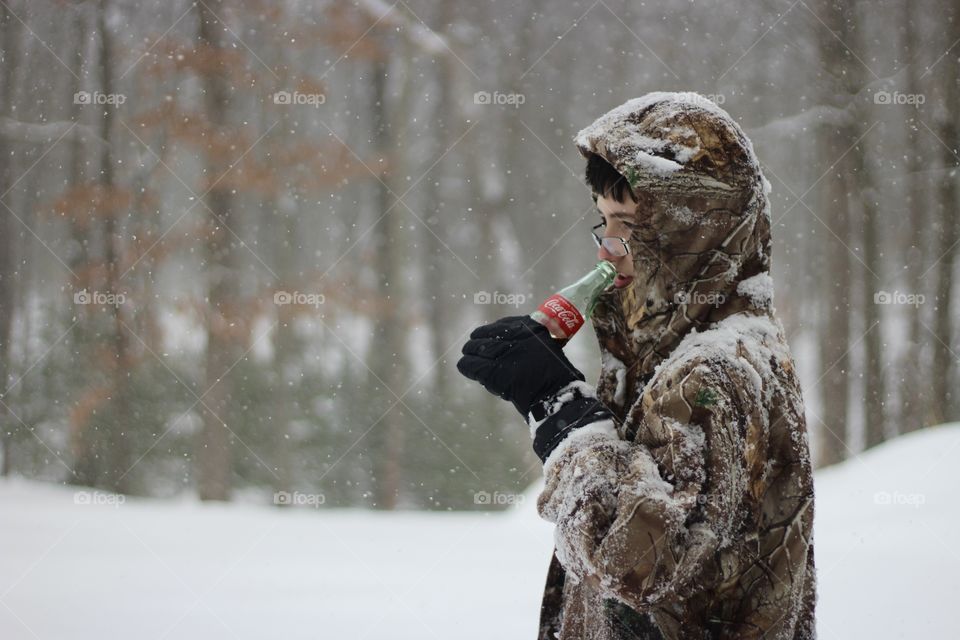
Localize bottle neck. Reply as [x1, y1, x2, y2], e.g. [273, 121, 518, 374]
[571, 261, 616, 297]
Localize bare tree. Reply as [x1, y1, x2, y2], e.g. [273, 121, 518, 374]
[0, 1, 19, 476]
[367, 51, 408, 510]
[897, 0, 931, 434]
[195, 0, 243, 500]
[848, 4, 886, 450]
[814, 0, 856, 466]
[929, 0, 959, 425]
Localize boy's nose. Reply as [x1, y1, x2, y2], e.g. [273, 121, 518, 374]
[597, 245, 616, 262]
[597, 247, 626, 273]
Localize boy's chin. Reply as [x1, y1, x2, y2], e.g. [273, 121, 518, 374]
[617, 279, 653, 330]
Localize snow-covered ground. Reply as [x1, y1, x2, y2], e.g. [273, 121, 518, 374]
[2, 424, 958, 639]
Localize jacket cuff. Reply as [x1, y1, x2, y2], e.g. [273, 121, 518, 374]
[527, 381, 616, 463]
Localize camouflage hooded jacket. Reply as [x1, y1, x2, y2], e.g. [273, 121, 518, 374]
[532, 93, 816, 640]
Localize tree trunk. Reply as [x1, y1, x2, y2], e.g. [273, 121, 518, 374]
[98, 0, 133, 493]
[368, 57, 407, 510]
[195, 0, 240, 501]
[0, 2, 18, 476]
[421, 1, 454, 399]
[898, 0, 929, 434]
[929, 0, 959, 425]
[814, 0, 855, 467]
[848, 5, 885, 450]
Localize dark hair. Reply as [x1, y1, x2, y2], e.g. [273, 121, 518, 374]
[584, 153, 636, 203]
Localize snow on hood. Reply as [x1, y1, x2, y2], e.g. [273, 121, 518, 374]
[574, 92, 775, 419]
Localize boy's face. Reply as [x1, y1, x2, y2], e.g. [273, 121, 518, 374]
[595, 188, 750, 291]
[595, 191, 637, 288]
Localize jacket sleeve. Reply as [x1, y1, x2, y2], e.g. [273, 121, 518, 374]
[534, 354, 760, 610]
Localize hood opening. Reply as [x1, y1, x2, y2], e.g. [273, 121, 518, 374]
[575, 92, 773, 418]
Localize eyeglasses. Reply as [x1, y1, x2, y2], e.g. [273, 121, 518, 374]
[591, 223, 630, 257]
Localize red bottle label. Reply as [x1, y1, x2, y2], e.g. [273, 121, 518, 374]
[537, 294, 584, 338]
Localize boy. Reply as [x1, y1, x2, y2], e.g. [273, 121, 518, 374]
[458, 92, 816, 639]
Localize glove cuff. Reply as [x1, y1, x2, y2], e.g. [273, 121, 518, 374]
[526, 382, 614, 463]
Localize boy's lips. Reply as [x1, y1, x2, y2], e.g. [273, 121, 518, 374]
[614, 274, 634, 288]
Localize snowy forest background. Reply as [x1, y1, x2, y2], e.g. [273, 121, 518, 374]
[0, 0, 957, 510]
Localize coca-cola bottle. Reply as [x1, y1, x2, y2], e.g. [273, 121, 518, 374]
[530, 261, 617, 342]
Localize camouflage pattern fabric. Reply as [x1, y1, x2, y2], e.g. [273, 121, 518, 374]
[534, 92, 816, 640]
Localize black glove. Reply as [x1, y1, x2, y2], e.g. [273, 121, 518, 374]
[528, 384, 614, 463]
[457, 316, 585, 419]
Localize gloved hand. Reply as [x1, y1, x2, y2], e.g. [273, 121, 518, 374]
[456, 316, 585, 419]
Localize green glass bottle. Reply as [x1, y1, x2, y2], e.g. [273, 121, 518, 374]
[530, 261, 617, 341]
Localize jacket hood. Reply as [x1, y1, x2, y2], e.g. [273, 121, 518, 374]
[574, 92, 774, 419]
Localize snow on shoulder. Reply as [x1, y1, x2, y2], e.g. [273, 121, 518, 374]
[649, 311, 785, 405]
[737, 272, 774, 309]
